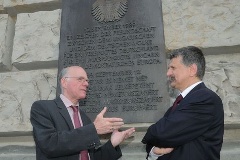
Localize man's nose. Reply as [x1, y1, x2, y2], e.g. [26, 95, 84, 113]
[166, 69, 171, 77]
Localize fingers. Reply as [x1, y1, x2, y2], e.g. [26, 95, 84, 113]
[105, 117, 123, 122]
[165, 148, 174, 153]
[109, 122, 124, 132]
[94, 111, 124, 134]
[97, 107, 123, 122]
[124, 127, 135, 139]
[153, 147, 174, 155]
[104, 118, 124, 131]
[101, 118, 124, 132]
[94, 107, 132, 134]
[98, 107, 123, 121]
[98, 107, 107, 117]
[127, 127, 135, 135]
[111, 121, 124, 128]
[110, 127, 135, 147]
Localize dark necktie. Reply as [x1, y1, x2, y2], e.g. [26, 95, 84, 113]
[70, 106, 89, 160]
[171, 94, 183, 111]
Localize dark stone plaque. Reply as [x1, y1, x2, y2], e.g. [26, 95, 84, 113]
[58, 0, 170, 123]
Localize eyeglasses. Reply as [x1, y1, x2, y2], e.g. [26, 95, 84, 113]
[64, 76, 89, 83]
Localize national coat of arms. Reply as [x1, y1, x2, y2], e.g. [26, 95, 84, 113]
[92, 0, 128, 22]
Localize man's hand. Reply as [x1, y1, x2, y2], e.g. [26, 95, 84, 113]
[110, 127, 135, 147]
[93, 107, 124, 134]
[153, 147, 174, 155]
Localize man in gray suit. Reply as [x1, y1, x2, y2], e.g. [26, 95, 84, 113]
[30, 66, 135, 160]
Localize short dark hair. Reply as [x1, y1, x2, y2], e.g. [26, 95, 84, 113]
[169, 46, 206, 80]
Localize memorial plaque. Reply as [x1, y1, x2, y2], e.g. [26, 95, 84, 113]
[58, 0, 170, 123]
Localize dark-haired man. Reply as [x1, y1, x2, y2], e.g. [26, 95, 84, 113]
[142, 46, 224, 160]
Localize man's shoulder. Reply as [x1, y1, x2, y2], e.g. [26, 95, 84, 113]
[34, 96, 60, 104]
[190, 83, 222, 102]
[33, 99, 55, 104]
[197, 83, 219, 96]
[32, 97, 60, 109]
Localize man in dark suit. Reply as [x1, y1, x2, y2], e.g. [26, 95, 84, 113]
[30, 66, 135, 160]
[142, 46, 224, 160]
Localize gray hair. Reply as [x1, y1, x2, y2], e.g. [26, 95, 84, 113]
[58, 67, 70, 94]
[169, 46, 206, 80]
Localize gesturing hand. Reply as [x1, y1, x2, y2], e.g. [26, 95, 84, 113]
[93, 107, 124, 134]
[110, 127, 135, 147]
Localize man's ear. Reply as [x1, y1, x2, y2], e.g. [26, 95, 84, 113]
[190, 64, 198, 77]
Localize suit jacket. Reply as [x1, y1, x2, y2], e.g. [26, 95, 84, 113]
[142, 83, 224, 160]
[30, 96, 122, 160]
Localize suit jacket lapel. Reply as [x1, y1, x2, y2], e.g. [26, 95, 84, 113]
[54, 96, 74, 129]
[79, 109, 91, 126]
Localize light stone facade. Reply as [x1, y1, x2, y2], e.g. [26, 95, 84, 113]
[162, 0, 240, 48]
[0, 0, 239, 159]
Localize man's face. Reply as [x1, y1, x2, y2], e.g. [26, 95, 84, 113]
[61, 66, 89, 103]
[166, 56, 191, 92]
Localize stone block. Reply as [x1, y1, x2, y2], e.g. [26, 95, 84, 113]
[162, 0, 240, 49]
[0, 0, 3, 12]
[3, 0, 61, 16]
[0, 14, 14, 72]
[0, 69, 57, 132]
[12, 10, 61, 70]
[0, 124, 240, 160]
[204, 53, 240, 123]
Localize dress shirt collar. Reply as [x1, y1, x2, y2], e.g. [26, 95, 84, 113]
[181, 81, 202, 98]
[60, 94, 79, 108]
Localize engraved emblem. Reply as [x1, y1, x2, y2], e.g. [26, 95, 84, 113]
[92, 0, 128, 22]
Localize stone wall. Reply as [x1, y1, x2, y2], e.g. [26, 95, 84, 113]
[161, 0, 240, 123]
[0, 0, 240, 159]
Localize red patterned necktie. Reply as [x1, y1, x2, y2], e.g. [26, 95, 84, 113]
[70, 106, 89, 160]
[171, 94, 183, 111]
